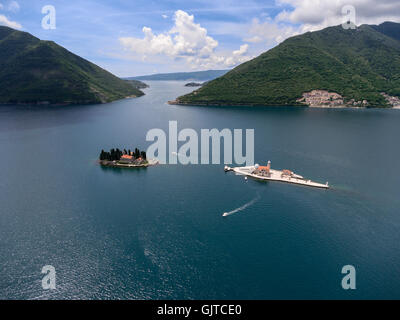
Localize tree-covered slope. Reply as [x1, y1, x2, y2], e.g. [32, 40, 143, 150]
[372, 21, 400, 42]
[176, 22, 400, 107]
[0, 26, 144, 105]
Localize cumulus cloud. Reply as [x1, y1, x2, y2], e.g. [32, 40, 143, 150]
[276, 0, 400, 33]
[0, 1, 22, 29]
[0, 14, 21, 29]
[242, 0, 400, 49]
[245, 17, 300, 45]
[119, 2, 400, 71]
[119, 10, 252, 69]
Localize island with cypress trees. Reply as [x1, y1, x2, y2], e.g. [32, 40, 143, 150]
[99, 148, 150, 168]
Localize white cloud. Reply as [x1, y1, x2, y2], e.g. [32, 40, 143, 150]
[119, 10, 252, 69]
[276, 0, 400, 33]
[162, 14, 168, 19]
[224, 44, 249, 66]
[245, 17, 300, 45]
[0, 14, 21, 29]
[242, 0, 400, 50]
[118, 2, 400, 72]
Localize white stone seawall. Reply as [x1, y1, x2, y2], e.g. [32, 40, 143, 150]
[226, 166, 329, 189]
[308, 104, 350, 109]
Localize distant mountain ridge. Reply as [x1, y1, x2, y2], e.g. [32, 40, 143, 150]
[372, 21, 400, 42]
[127, 70, 230, 81]
[0, 26, 144, 105]
[175, 22, 400, 108]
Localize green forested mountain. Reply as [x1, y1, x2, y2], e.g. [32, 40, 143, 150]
[124, 79, 149, 89]
[0, 26, 144, 105]
[372, 21, 400, 42]
[176, 22, 400, 107]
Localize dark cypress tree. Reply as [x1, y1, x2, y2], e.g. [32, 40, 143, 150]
[100, 147, 144, 162]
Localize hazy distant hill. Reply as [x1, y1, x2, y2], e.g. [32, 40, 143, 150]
[176, 22, 400, 107]
[124, 79, 149, 89]
[127, 70, 229, 81]
[0, 26, 144, 105]
[372, 21, 400, 42]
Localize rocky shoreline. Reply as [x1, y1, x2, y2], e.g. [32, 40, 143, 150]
[170, 90, 400, 109]
[167, 100, 304, 107]
[99, 160, 149, 168]
[0, 93, 143, 107]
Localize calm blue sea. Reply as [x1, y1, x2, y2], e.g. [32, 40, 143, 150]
[0, 81, 400, 299]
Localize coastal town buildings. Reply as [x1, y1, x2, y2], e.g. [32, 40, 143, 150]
[381, 92, 400, 108]
[297, 90, 369, 107]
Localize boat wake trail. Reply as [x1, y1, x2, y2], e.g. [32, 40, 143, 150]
[222, 194, 260, 217]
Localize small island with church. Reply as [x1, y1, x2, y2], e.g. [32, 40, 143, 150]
[99, 148, 153, 168]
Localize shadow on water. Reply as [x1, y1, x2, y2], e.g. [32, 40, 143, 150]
[99, 164, 148, 176]
[0, 97, 147, 132]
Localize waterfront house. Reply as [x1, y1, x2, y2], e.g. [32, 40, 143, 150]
[253, 161, 271, 177]
[119, 154, 135, 164]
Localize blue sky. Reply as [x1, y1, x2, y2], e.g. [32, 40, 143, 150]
[1, 0, 399, 77]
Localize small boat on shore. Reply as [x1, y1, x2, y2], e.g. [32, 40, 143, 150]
[224, 161, 329, 189]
